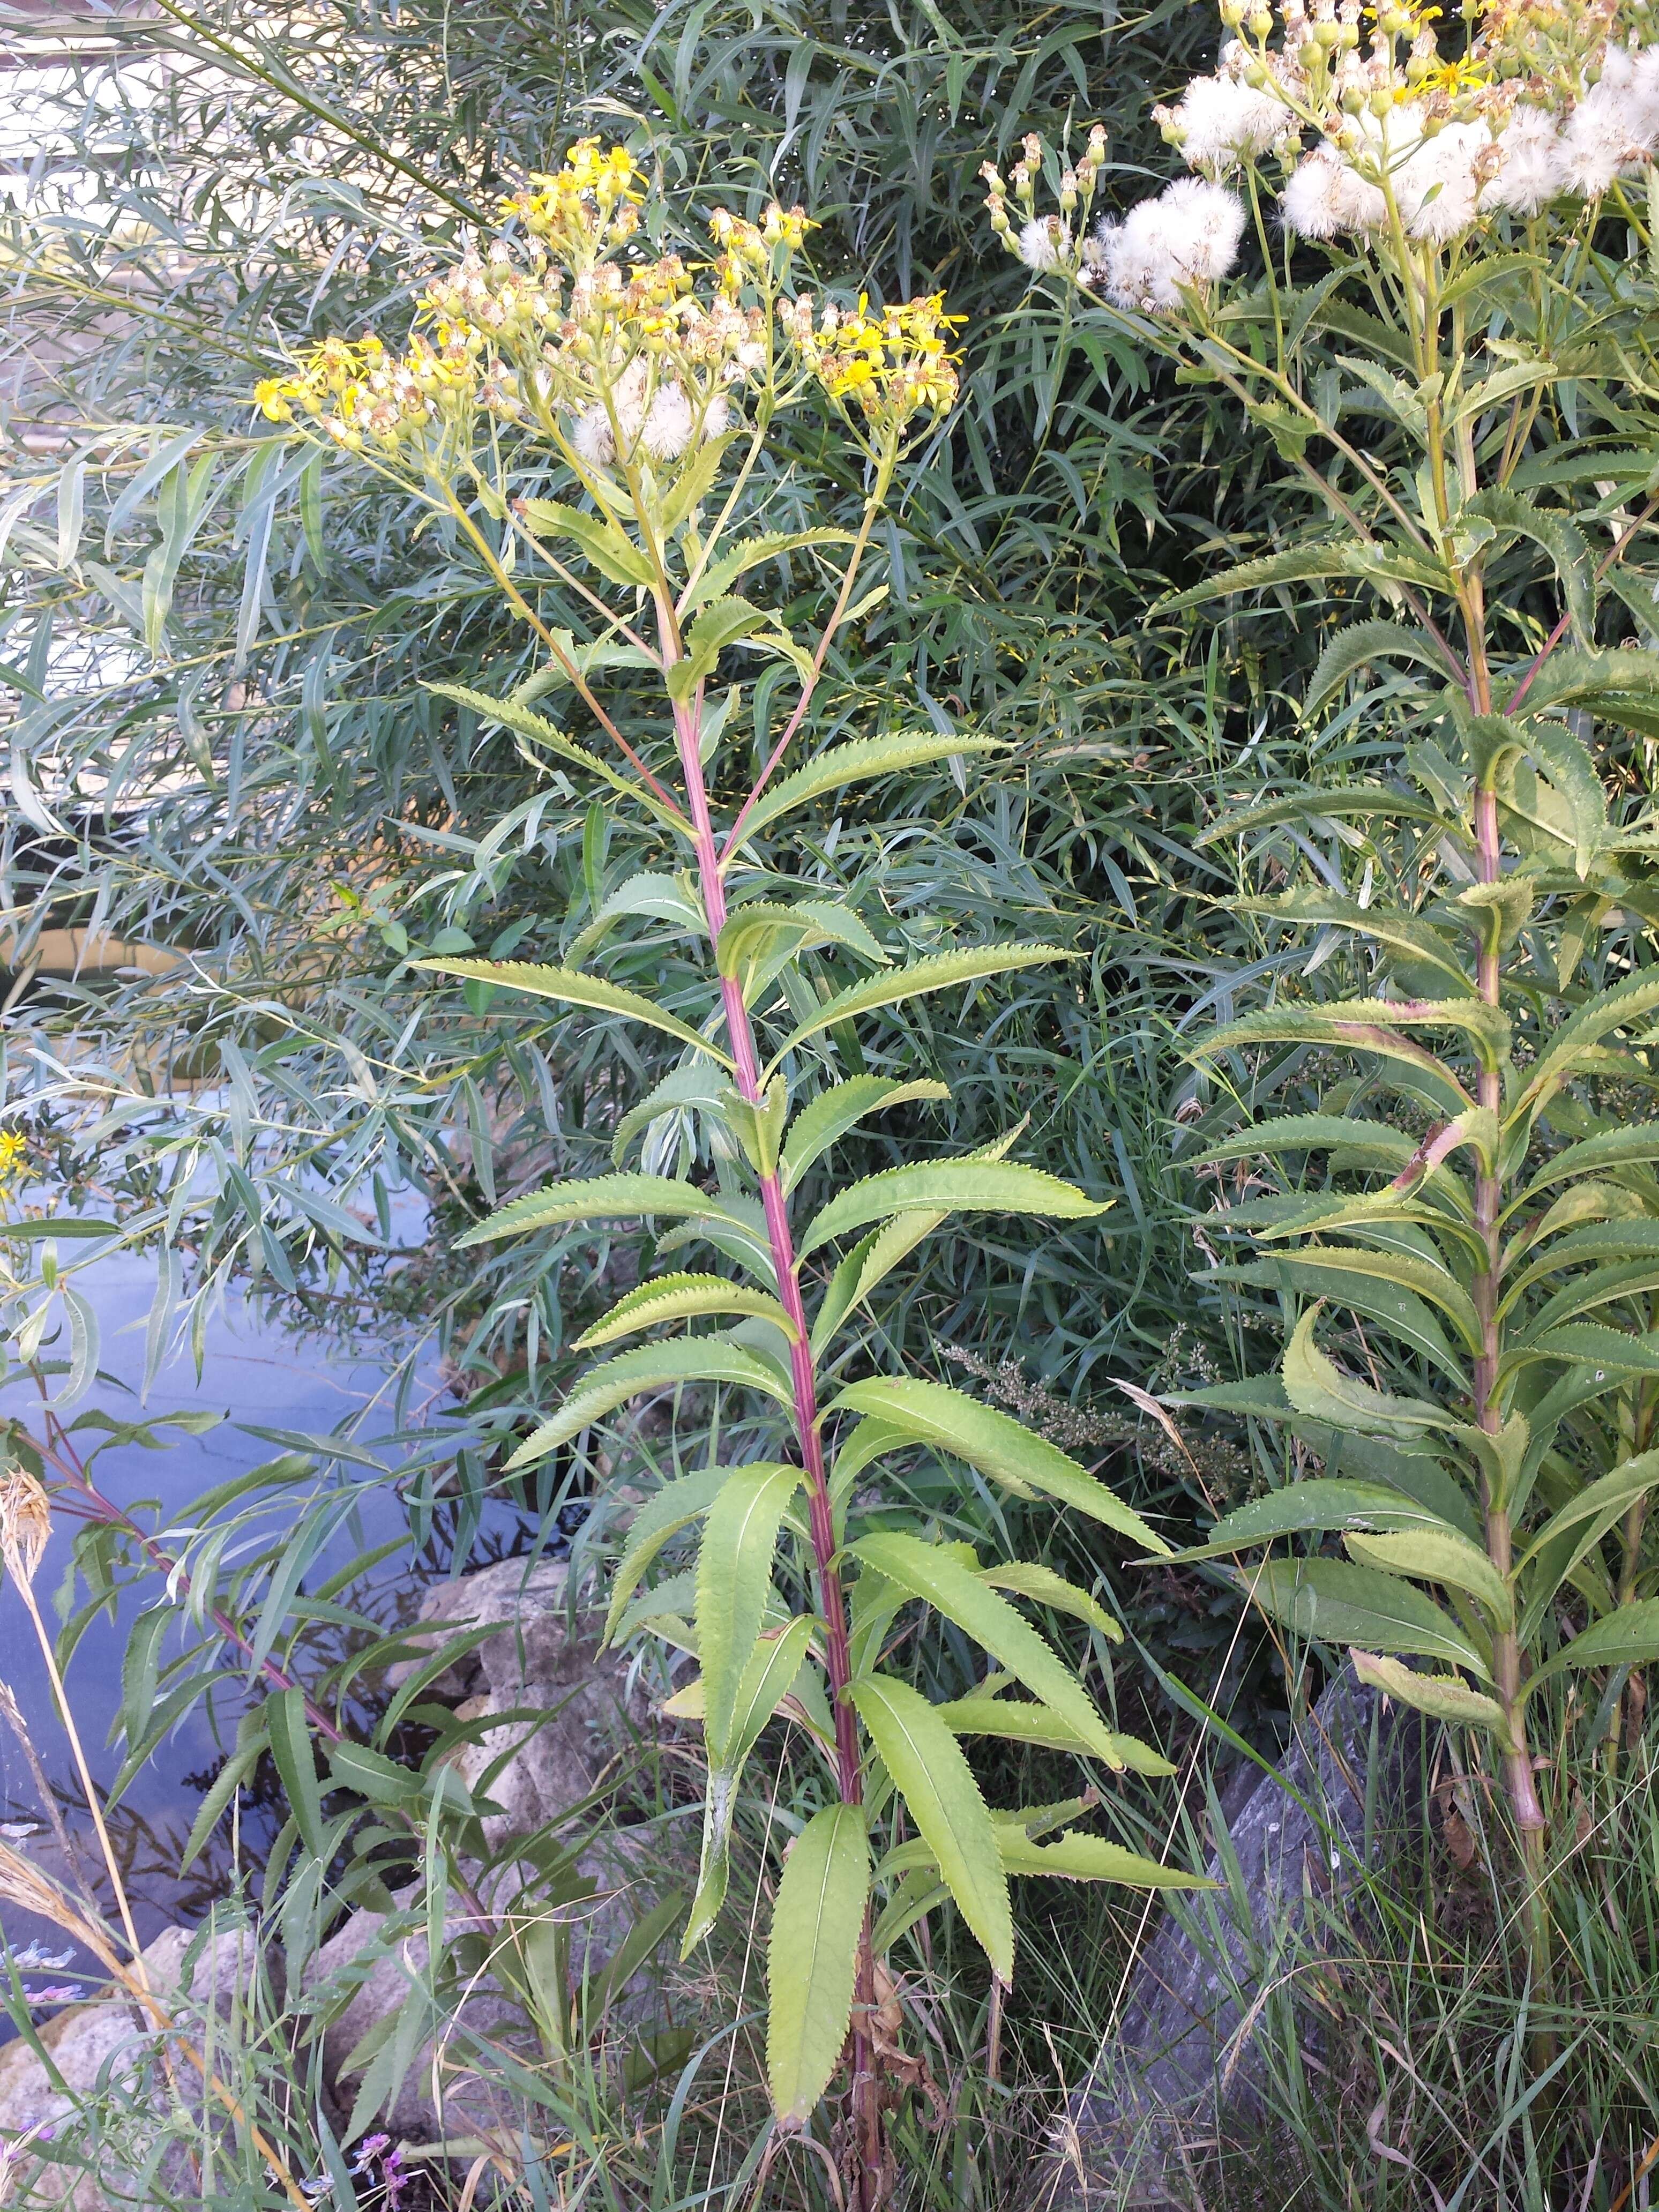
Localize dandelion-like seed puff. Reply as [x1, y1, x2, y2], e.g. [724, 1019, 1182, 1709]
[987, 0, 1659, 305]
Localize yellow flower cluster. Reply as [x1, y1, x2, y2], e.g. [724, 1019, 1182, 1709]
[255, 143, 961, 473]
[0, 1130, 28, 1198]
[782, 292, 963, 435]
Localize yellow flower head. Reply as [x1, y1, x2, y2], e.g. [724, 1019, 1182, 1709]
[801, 292, 963, 434]
[0, 1130, 28, 1197]
[500, 139, 644, 271]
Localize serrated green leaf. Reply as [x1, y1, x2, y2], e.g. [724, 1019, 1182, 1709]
[458, 1172, 748, 1251]
[771, 944, 1072, 1071]
[681, 527, 855, 615]
[1303, 620, 1443, 716]
[766, 1802, 869, 2123]
[1195, 787, 1450, 848]
[1170, 1478, 1459, 1559]
[716, 898, 887, 984]
[1464, 489, 1594, 646]
[610, 1065, 732, 1167]
[798, 1157, 1105, 1258]
[995, 1828, 1218, 1887]
[1526, 1597, 1659, 1697]
[849, 1531, 1130, 1763]
[1265, 1243, 1482, 1351]
[851, 1675, 1012, 1980]
[697, 1463, 802, 1759]
[1238, 890, 1470, 993]
[980, 1561, 1123, 1641]
[426, 682, 687, 835]
[1201, 997, 1504, 1076]
[1349, 1652, 1509, 1737]
[567, 871, 704, 965]
[811, 1214, 947, 1355]
[577, 1274, 796, 1349]
[1515, 969, 1659, 1119]
[1343, 1527, 1512, 1627]
[416, 959, 733, 1070]
[781, 1077, 951, 1194]
[935, 1695, 1172, 1773]
[732, 733, 1003, 849]
[683, 1615, 816, 1952]
[831, 1377, 1168, 1553]
[1283, 1310, 1453, 1441]
[1240, 1556, 1489, 1672]
[1155, 544, 1356, 618]
[508, 1341, 794, 1470]
[518, 495, 657, 588]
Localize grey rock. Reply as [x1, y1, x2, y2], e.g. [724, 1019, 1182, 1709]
[1032, 1664, 1422, 2211]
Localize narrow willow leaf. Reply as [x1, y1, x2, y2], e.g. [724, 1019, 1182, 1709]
[995, 1829, 1219, 1888]
[1168, 1478, 1459, 1560]
[600, 1463, 746, 1644]
[771, 945, 1072, 1068]
[696, 1463, 803, 1760]
[1282, 1309, 1453, 1441]
[267, 1687, 326, 1859]
[832, 1377, 1168, 1553]
[734, 733, 1003, 848]
[781, 1076, 951, 1194]
[418, 958, 730, 1068]
[980, 1561, 1123, 1641]
[849, 1531, 1130, 1763]
[1240, 1556, 1490, 1673]
[851, 1675, 1013, 1981]
[577, 1275, 796, 1349]
[1526, 1597, 1659, 1696]
[799, 1159, 1107, 1259]
[457, 1172, 750, 1251]
[683, 1615, 816, 1953]
[1350, 1651, 1509, 1738]
[507, 1342, 794, 1470]
[766, 1802, 870, 2124]
[937, 1697, 1174, 1774]
[1344, 1528, 1513, 1628]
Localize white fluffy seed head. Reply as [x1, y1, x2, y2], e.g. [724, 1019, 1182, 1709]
[1018, 215, 1063, 270]
[1481, 105, 1565, 215]
[1172, 70, 1297, 170]
[1396, 120, 1491, 242]
[1280, 144, 1386, 237]
[641, 382, 695, 461]
[1095, 177, 1246, 309]
[570, 403, 615, 467]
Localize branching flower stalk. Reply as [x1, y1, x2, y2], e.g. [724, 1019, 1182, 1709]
[997, 0, 1659, 2039]
[257, 142, 1208, 2202]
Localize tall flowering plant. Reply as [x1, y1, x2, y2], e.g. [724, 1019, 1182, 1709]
[993, 0, 1659, 2009]
[257, 144, 1202, 2200]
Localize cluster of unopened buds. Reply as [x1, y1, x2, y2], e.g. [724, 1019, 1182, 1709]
[988, 0, 1659, 314]
[257, 141, 960, 471]
[982, 126, 1110, 278]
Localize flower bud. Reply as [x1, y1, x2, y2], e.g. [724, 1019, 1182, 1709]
[1243, 57, 1270, 85]
[1248, 6, 1273, 34]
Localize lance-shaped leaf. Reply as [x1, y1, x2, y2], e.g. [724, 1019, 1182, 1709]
[1258, 1242, 1483, 1351]
[1283, 1310, 1454, 1442]
[811, 1213, 948, 1354]
[1196, 786, 1452, 847]
[577, 1274, 797, 1350]
[732, 732, 1003, 849]
[1164, 1478, 1462, 1561]
[1239, 1556, 1490, 1673]
[1513, 968, 1659, 1119]
[1350, 1652, 1510, 1739]
[416, 959, 734, 1070]
[507, 1341, 794, 1470]
[766, 1801, 870, 2124]
[1303, 619, 1446, 716]
[832, 1377, 1168, 1553]
[1154, 543, 1357, 617]
[1222, 1257, 1464, 1384]
[1500, 1219, 1659, 1317]
[1520, 1122, 1659, 1200]
[1505, 1322, 1659, 1381]
[937, 1693, 1173, 1773]
[429, 681, 689, 834]
[516, 495, 659, 588]
[458, 1172, 749, 1252]
[980, 1561, 1123, 1641]
[798, 1159, 1107, 1260]
[1464, 488, 1594, 645]
[1237, 891, 1471, 994]
[851, 1675, 1013, 1981]
[1525, 1596, 1659, 1698]
[567, 871, 704, 965]
[1198, 1115, 1428, 1172]
[781, 1076, 951, 1194]
[1198, 998, 1503, 1080]
[1344, 1528, 1513, 1628]
[770, 945, 1072, 1070]
[995, 1829, 1220, 1888]
[849, 1531, 1132, 1763]
[716, 899, 887, 983]
[696, 1463, 803, 1760]
[680, 526, 855, 615]
[603, 1461, 735, 1645]
[683, 1615, 816, 1952]
[1520, 1257, 1659, 1340]
[610, 1065, 731, 1166]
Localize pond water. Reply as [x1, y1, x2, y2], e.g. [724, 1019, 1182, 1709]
[0, 1243, 522, 1970]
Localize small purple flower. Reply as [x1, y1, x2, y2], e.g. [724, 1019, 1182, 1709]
[23, 1986, 79, 2006]
[348, 2133, 391, 2175]
[382, 2145, 409, 2209]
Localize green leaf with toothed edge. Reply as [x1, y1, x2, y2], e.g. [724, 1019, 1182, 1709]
[696, 1462, 803, 1761]
[577, 1274, 796, 1350]
[1302, 619, 1446, 716]
[1195, 787, 1452, 847]
[1197, 1115, 1428, 1171]
[457, 1172, 749, 1251]
[602, 1462, 734, 1647]
[798, 1160, 1107, 1259]
[765, 1802, 870, 2123]
[1154, 544, 1357, 617]
[1259, 1241, 1483, 1350]
[1164, 1479, 1462, 1561]
[424, 684, 687, 835]
[811, 1213, 947, 1356]
[935, 1694, 1174, 1773]
[1283, 1309, 1456, 1441]
[978, 1561, 1123, 1641]
[610, 1066, 731, 1167]
[679, 527, 855, 615]
[730, 732, 1004, 849]
[1240, 1556, 1490, 1674]
[566, 871, 704, 966]
[781, 1076, 951, 1194]
[831, 1377, 1169, 1554]
[851, 1675, 1013, 1982]
[849, 1531, 1134, 1765]
[1349, 1652, 1510, 1739]
[715, 898, 888, 984]
[1200, 996, 1506, 1071]
[995, 1830, 1219, 1888]
[1522, 1598, 1659, 1699]
[682, 1614, 815, 1955]
[1234, 891, 1471, 993]
[768, 944, 1073, 1070]
[1343, 1527, 1513, 1628]
[1513, 970, 1659, 1119]
[416, 959, 733, 1069]
[506, 1341, 794, 1470]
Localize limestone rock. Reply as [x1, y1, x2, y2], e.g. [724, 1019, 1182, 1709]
[1032, 1664, 1422, 2210]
